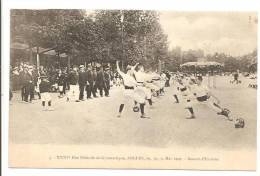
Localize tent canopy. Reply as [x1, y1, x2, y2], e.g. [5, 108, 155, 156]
[11, 42, 67, 58]
[180, 61, 224, 68]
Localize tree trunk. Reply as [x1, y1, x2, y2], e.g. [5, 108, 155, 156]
[68, 55, 71, 73]
[29, 43, 33, 64]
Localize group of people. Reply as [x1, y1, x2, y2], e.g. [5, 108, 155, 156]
[10, 60, 245, 128]
[116, 61, 170, 118]
[63, 64, 112, 102]
[10, 62, 40, 102]
[10, 61, 116, 110]
[11, 60, 171, 117]
[171, 73, 245, 128]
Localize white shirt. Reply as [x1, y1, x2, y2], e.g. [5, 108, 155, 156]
[134, 71, 146, 83]
[117, 70, 137, 87]
[193, 84, 209, 97]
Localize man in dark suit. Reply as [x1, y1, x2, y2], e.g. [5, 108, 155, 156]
[96, 66, 105, 97]
[103, 67, 111, 97]
[85, 64, 96, 99]
[78, 65, 86, 101]
[24, 65, 35, 102]
[19, 66, 26, 101]
[67, 66, 79, 102]
[92, 67, 98, 96]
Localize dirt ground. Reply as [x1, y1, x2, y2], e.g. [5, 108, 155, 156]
[9, 76, 257, 150]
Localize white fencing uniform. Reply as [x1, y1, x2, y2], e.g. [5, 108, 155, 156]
[188, 84, 221, 113]
[117, 69, 138, 104]
[41, 92, 51, 102]
[35, 78, 41, 93]
[150, 73, 161, 92]
[133, 71, 152, 103]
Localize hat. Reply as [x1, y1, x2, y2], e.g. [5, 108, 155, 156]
[13, 67, 19, 70]
[79, 65, 84, 68]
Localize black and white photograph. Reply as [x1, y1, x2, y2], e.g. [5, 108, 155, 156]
[6, 8, 258, 170]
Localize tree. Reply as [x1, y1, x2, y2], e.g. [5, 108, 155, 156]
[11, 9, 170, 70]
[11, 9, 85, 64]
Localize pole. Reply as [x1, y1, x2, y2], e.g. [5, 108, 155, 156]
[57, 52, 61, 69]
[158, 59, 161, 73]
[36, 46, 40, 69]
[144, 36, 147, 60]
[68, 55, 71, 72]
[29, 43, 33, 64]
[121, 11, 124, 71]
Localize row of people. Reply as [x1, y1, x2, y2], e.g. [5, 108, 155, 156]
[116, 61, 169, 118]
[64, 64, 111, 102]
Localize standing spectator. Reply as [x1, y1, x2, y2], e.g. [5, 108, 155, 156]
[57, 69, 65, 98]
[32, 67, 40, 99]
[67, 66, 79, 102]
[86, 64, 96, 99]
[96, 66, 106, 97]
[92, 66, 98, 96]
[11, 66, 20, 91]
[63, 67, 69, 95]
[104, 67, 111, 97]
[39, 75, 53, 111]
[24, 65, 35, 103]
[19, 65, 26, 101]
[78, 65, 86, 101]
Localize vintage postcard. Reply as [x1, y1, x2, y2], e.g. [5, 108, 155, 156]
[8, 9, 257, 170]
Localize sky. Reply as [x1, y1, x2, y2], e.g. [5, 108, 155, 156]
[159, 11, 257, 56]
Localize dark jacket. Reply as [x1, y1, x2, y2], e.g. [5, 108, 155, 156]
[23, 72, 34, 86]
[39, 80, 50, 93]
[86, 70, 94, 84]
[93, 70, 97, 82]
[68, 71, 79, 85]
[96, 70, 105, 87]
[19, 70, 26, 86]
[78, 71, 86, 86]
[56, 74, 65, 86]
[104, 72, 110, 87]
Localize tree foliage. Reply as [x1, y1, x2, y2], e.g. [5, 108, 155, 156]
[11, 9, 169, 69]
